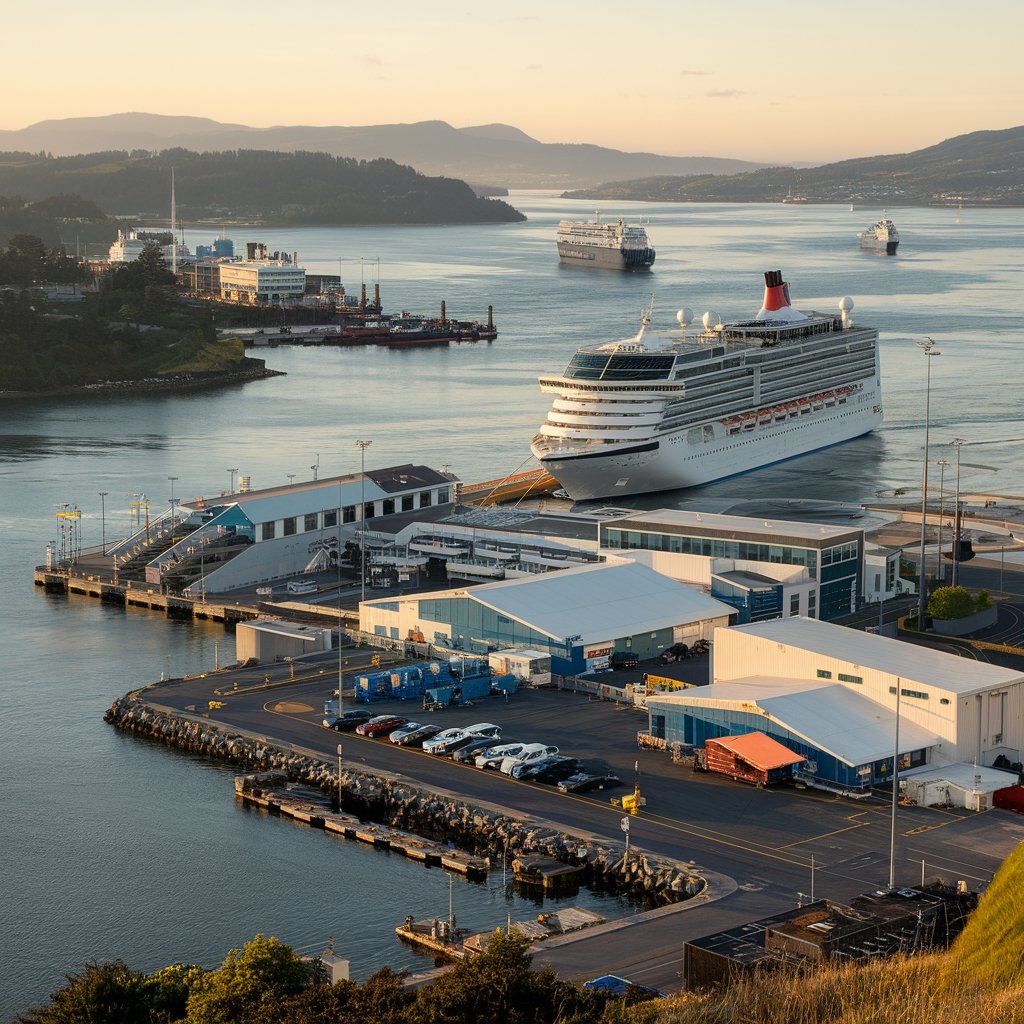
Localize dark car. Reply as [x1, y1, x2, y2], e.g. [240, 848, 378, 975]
[525, 756, 583, 785]
[558, 771, 622, 793]
[658, 643, 689, 664]
[610, 651, 639, 669]
[451, 737, 502, 764]
[355, 715, 407, 738]
[323, 709, 374, 731]
[393, 723, 442, 748]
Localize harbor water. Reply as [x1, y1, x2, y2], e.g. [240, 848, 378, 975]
[3, 193, 1024, 1019]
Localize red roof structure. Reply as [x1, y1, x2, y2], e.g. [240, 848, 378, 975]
[712, 732, 805, 771]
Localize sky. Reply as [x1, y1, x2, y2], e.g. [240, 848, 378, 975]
[5, 0, 1023, 163]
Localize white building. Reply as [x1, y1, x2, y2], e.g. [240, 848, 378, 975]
[359, 560, 735, 675]
[648, 617, 1024, 799]
[108, 229, 191, 266]
[219, 260, 306, 303]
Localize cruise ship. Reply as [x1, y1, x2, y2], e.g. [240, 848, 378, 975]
[531, 270, 883, 500]
[858, 212, 899, 254]
[556, 217, 655, 270]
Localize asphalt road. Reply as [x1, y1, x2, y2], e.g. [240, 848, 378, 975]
[138, 652, 1024, 993]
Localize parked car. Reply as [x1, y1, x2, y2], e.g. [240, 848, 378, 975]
[388, 721, 426, 743]
[558, 771, 623, 793]
[500, 743, 559, 775]
[355, 715, 407, 738]
[516, 756, 582, 784]
[423, 728, 469, 755]
[451, 737, 502, 764]
[658, 643, 690, 664]
[610, 651, 639, 669]
[475, 742, 528, 770]
[323, 709, 374, 731]
[393, 723, 442, 748]
[463, 722, 502, 740]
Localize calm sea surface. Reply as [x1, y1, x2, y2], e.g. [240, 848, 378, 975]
[3, 194, 1023, 1019]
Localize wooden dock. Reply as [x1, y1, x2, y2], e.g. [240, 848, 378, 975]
[34, 568, 260, 625]
[235, 777, 489, 878]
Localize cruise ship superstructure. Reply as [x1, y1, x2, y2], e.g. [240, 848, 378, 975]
[556, 217, 656, 270]
[531, 270, 884, 500]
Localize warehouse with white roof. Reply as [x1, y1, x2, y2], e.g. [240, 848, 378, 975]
[360, 561, 735, 675]
[648, 617, 1024, 797]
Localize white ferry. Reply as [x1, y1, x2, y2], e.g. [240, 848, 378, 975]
[531, 270, 883, 500]
[858, 212, 899, 254]
[556, 217, 655, 270]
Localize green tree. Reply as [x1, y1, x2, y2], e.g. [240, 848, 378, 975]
[927, 585, 976, 620]
[17, 960, 154, 1024]
[184, 934, 312, 1024]
[975, 590, 993, 611]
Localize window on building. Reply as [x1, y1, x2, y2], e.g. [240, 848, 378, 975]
[874, 572, 881, 592]
[343, 506, 356, 524]
[438, 487, 450, 504]
[402, 495, 414, 512]
[382, 499, 395, 516]
[283, 517, 296, 536]
[838, 673, 863, 684]
[364, 502, 375, 520]
[808, 592, 817, 618]
[305, 513, 319, 532]
[324, 510, 338, 528]
[889, 686, 928, 700]
[816, 669, 832, 679]
[790, 594, 800, 616]
[261, 521, 276, 541]
[420, 491, 432, 508]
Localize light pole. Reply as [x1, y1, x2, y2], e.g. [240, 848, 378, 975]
[99, 491, 108, 556]
[936, 459, 949, 584]
[355, 440, 372, 606]
[888, 677, 902, 890]
[287, 473, 296, 487]
[228, 468, 238, 494]
[337, 743, 344, 811]
[950, 438, 966, 588]
[168, 476, 178, 505]
[915, 339, 941, 628]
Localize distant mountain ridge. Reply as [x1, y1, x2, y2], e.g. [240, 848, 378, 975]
[565, 125, 1024, 206]
[0, 112, 776, 188]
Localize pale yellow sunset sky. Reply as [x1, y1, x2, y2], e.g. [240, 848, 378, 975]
[4, 0, 1022, 163]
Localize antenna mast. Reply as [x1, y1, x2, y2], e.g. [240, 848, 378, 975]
[170, 168, 177, 276]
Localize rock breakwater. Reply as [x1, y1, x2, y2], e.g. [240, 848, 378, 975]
[105, 694, 704, 906]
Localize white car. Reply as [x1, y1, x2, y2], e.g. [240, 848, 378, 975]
[463, 722, 502, 740]
[500, 743, 559, 775]
[422, 728, 468, 755]
[475, 742, 527, 770]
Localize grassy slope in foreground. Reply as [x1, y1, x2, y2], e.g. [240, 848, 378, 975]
[628, 843, 1024, 1024]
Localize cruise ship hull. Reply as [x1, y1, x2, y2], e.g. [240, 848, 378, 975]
[556, 242, 655, 270]
[536, 384, 883, 501]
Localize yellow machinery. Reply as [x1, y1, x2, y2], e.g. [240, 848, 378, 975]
[611, 760, 646, 812]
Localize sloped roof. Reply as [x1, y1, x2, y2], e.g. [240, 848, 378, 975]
[468, 562, 734, 644]
[710, 731, 805, 770]
[729, 617, 1023, 695]
[648, 676, 940, 766]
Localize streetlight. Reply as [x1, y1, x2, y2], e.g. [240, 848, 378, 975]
[355, 440, 372, 605]
[936, 459, 950, 584]
[888, 677, 903, 890]
[337, 743, 344, 811]
[950, 438, 967, 588]
[228, 468, 238, 494]
[915, 339, 941, 628]
[99, 491, 108, 556]
[287, 473, 296, 487]
[168, 476, 178, 504]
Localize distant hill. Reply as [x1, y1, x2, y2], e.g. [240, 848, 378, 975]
[564, 125, 1024, 206]
[0, 112, 777, 189]
[0, 149, 525, 225]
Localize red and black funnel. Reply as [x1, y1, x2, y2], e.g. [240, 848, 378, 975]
[761, 270, 792, 311]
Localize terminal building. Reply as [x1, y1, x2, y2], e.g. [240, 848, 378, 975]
[598, 509, 864, 621]
[647, 617, 1024, 802]
[359, 560, 734, 675]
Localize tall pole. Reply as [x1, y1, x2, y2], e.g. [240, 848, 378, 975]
[915, 340, 941, 628]
[337, 743, 343, 811]
[936, 459, 949, 584]
[355, 440, 372, 606]
[98, 491, 108, 557]
[951, 438, 966, 588]
[888, 677, 902, 890]
[228, 468, 238, 494]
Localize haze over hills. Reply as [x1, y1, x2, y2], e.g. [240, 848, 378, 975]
[0, 113, 778, 189]
[565, 125, 1024, 206]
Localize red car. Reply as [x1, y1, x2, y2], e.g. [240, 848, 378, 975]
[355, 715, 407, 738]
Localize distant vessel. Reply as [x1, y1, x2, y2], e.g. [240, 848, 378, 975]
[556, 216, 655, 270]
[531, 270, 883, 501]
[858, 212, 899, 255]
[782, 190, 808, 204]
